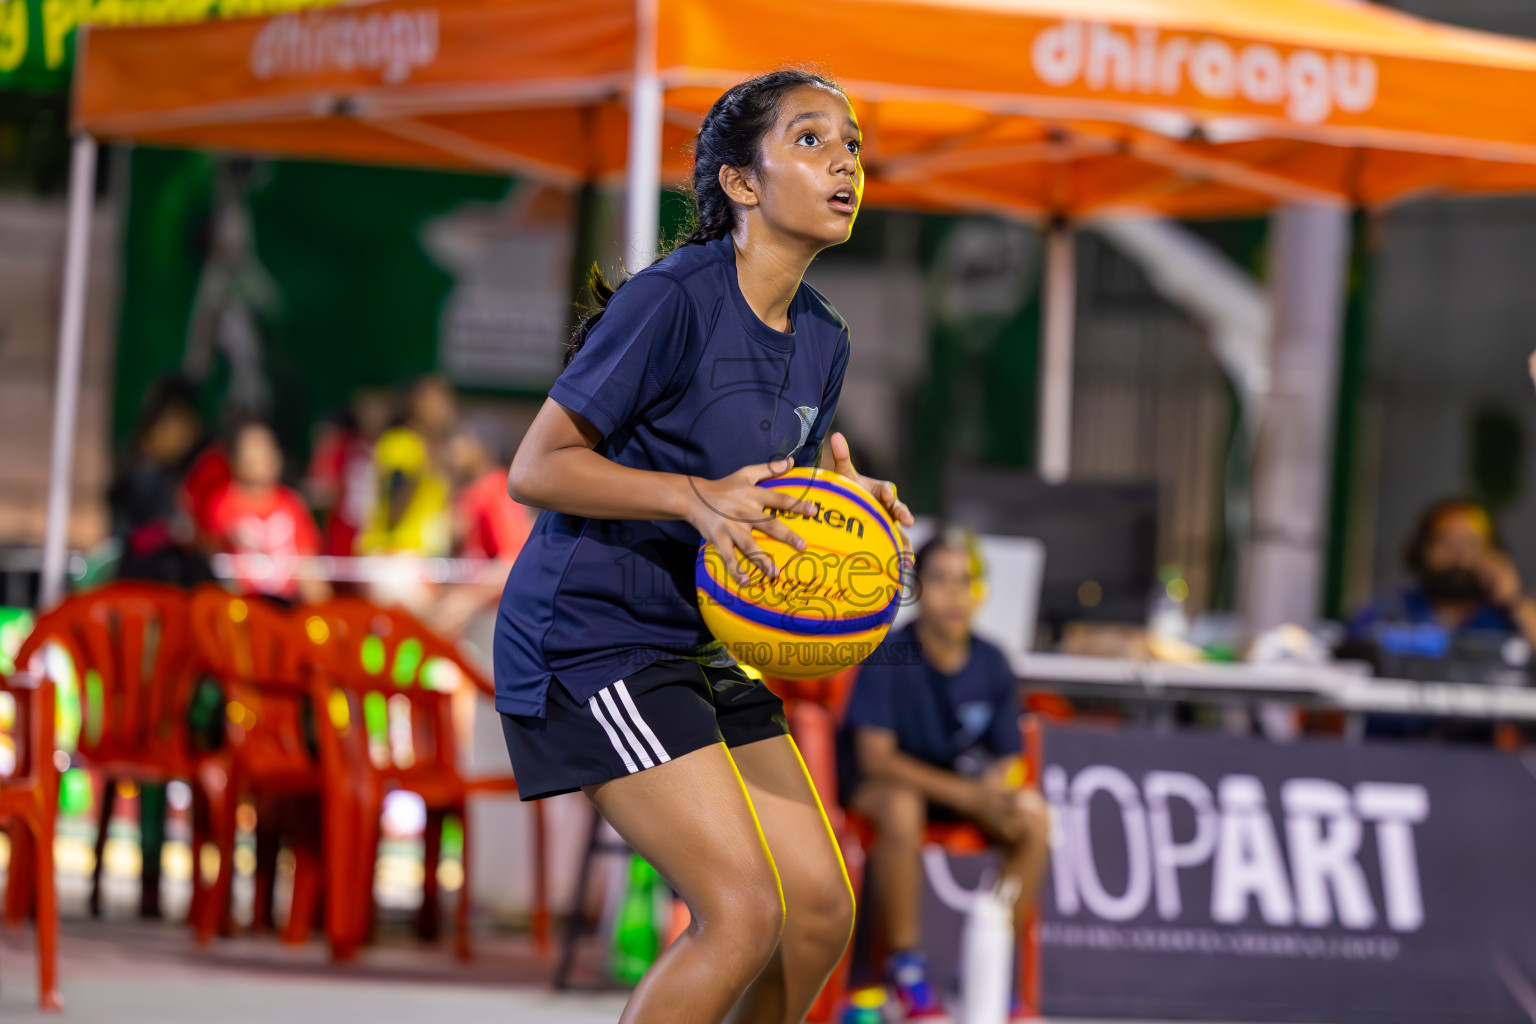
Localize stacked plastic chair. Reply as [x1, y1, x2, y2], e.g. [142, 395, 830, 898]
[10, 582, 543, 969]
[302, 597, 534, 962]
[16, 583, 198, 921]
[0, 670, 62, 1010]
[185, 585, 324, 946]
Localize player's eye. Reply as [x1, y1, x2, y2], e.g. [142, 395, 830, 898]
[797, 132, 819, 147]
[846, 139, 862, 155]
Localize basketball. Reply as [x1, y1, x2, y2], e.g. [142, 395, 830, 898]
[696, 467, 910, 680]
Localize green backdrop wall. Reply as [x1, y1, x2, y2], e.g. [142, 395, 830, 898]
[114, 148, 511, 461]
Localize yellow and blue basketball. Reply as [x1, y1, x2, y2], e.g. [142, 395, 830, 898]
[696, 467, 910, 680]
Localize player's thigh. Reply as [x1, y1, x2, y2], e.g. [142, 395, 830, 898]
[702, 659, 847, 894]
[847, 779, 926, 845]
[585, 741, 782, 928]
[729, 735, 853, 928]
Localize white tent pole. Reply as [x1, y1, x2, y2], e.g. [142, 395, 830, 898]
[624, 0, 662, 274]
[1244, 204, 1350, 638]
[1037, 220, 1076, 483]
[40, 135, 99, 609]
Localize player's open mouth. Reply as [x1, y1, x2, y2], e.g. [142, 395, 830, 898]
[828, 187, 856, 214]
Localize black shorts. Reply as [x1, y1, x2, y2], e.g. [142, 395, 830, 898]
[501, 658, 789, 800]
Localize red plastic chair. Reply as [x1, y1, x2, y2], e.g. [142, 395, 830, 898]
[185, 585, 324, 947]
[303, 598, 531, 962]
[15, 583, 198, 919]
[0, 674, 62, 1011]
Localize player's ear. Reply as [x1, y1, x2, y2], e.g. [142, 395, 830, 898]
[719, 163, 759, 208]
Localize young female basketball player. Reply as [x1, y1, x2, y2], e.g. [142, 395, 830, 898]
[496, 70, 913, 1024]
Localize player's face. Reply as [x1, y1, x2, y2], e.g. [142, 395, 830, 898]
[751, 85, 863, 249]
[917, 546, 980, 638]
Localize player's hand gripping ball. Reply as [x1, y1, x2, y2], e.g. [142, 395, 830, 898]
[696, 467, 911, 679]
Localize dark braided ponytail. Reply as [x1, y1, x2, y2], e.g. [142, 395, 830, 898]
[565, 68, 844, 366]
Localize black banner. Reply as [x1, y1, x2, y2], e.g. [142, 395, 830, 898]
[1036, 723, 1536, 1022]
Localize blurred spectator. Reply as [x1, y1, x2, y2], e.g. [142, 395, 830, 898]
[108, 375, 216, 586]
[182, 439, 232, 544]
[838, 526, 1049, 1017]
[418, 414, 534, 638]
[205, 420, 328, 605]
[1348, 498, 1536, 652]
[358, 375, 456, 557]
[305, 389, 392, 557]
[449, 413, 533, 562]
[1345, 498, 1536, 743]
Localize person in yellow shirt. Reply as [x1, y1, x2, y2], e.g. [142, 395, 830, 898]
[358, 376, 457, 556]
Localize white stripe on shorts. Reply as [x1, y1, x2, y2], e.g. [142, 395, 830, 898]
[615, 680, 670, 765]
[588, 694, 638, 773]
[599, 686, 655, 769]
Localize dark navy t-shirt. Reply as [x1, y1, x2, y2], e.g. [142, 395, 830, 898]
[837, 624, 1022, 799]
[494, 235, 850, 716]
[1346, 586, 1517, 654]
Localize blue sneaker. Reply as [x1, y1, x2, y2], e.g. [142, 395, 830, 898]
[886, 951, 947, 1020]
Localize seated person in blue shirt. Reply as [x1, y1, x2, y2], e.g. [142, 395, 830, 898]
[839, 526, 1049, 1018]
[1345, 498, 1536, 738]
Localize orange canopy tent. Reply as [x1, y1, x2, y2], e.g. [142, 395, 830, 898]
[38, 0, 1536, 601]
[70, 0, 1536, 217]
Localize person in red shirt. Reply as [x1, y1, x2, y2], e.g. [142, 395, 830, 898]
[183, 441, 232, 545]
[206, 420, 329, 604]
[451, 416, 533, 561]
[305, 388, 393, 558]
[415, 415, 533, 637]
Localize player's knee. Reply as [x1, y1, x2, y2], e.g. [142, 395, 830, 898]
[733, 879, 787, 970]
[886, 792, 927, 847]
[1003, 789, 1051, 854]
[1019, 788, 1050, 845]
[868, 783, 925, 847]
[791, 869, 855, 963]
[694, 860, 785, 966]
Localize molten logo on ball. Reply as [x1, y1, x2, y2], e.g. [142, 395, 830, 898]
[696, 467, 909, 679]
